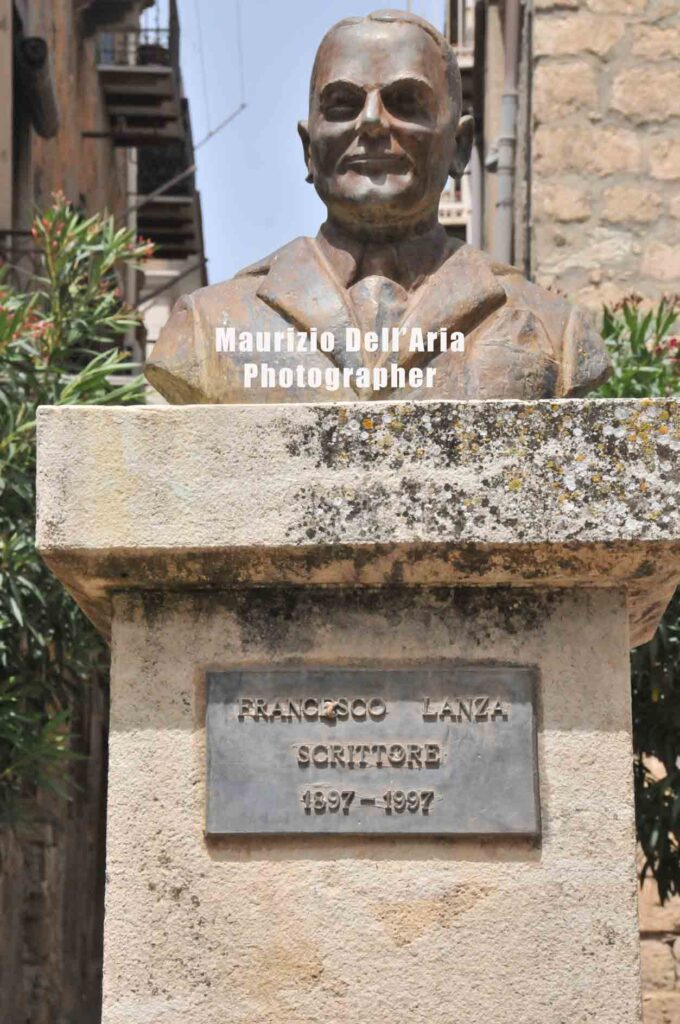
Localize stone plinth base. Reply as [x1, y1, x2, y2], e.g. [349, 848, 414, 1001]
[104, 586, 638, 1024]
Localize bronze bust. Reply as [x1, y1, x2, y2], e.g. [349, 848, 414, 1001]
[145, 9, 610, 404]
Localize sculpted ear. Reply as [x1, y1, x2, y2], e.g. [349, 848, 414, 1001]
[298, 120, 314, 183]
[450, 114, 474, 178]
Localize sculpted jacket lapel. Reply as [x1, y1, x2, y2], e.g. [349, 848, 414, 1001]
[255, 237, 364, 376]
[394, 245, 507, 372]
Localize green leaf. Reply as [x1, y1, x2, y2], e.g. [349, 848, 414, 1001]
[0, 193, 149, 824]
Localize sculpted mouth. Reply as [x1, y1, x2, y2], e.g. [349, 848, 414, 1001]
[342, 154, 408, 172]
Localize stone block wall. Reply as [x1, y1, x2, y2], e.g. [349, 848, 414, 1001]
[531, 0, 680, 308]
[640, 879, 680, 1023]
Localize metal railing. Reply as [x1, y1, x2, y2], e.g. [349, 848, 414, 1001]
[96, 25, 176, 68]
[449, 0, 475, 54]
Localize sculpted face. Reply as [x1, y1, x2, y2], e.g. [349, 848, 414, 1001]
[300, 18, 466, 237]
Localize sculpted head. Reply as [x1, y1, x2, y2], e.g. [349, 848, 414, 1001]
[298, 9, 473, 241]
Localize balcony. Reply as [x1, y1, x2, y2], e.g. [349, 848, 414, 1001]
[134, 100, 204, 262]
[137, 193, 203, 261]
[79, 1, 156, 33]
[449, 0, 475, 70]
[448, 0, 476, 112]
[96, 22, 184, 146]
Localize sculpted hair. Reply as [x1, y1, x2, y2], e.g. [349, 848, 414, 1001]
[309, 9, 462, 120]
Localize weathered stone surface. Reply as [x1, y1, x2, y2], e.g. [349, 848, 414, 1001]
[641, 940, 676, 991]
[641, 242, 680, 283]
[639, 878, 680, 934]
[534, 12, 625, 56]
[533, 61, 599, 121]
[102, 586, 641, 1024]
[650, 139, 680, 181]
[533, 225, 634, 277]
[603, 186, 662, 224]
[632, 24, 680, 60]
[646, 0, 680, 16]
[669, 196, 680, 220]
[534, 124, 643, 175]
[643, 993, 680, 1024]
[35, 399, 665, 1023]
[36, 400, 680, 646]
[585, 0, 645, 11]
[573, 281, 633, 309]
[533, 182, 592, 223]
[611, 68, 680, 123]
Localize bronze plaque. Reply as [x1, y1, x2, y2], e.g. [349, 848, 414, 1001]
[206, 665, 539, 837]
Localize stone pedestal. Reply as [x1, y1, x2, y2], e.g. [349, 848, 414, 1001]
[37, 399, 680, 1024]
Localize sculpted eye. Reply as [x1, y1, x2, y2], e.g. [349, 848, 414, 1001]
[326, 101, 362, 121]
[382, 82, 432, 124]
[320, 85, 365, 122]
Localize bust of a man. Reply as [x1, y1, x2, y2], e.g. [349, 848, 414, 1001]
[145, 9, 610, 404]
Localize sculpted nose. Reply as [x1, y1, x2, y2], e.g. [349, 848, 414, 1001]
[357, 90, 389, 136]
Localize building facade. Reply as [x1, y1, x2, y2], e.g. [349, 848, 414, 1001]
[0, 3, 205, 1021]
[461, 0, 680, 306]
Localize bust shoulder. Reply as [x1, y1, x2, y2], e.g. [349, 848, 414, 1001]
[458, 249, 610, 397]
[232, 238, 306, 280]
[144, 239, 316, 404]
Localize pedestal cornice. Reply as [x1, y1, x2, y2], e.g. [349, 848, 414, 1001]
[36, 398, 680, 644]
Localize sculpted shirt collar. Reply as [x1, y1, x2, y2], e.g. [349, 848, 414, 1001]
[315, 220, 459, 294]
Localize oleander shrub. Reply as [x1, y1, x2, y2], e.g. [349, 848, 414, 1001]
[595, 295, 680, 902]
[0, 194, 150, 823]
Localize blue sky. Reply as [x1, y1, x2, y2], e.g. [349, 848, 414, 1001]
[171, 1, 446, 283]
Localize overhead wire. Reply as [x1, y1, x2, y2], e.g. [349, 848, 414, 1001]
[194, 0, 212, 131]
[194, 101, 246, 152]
[235, 0, 246, 107]
[124, 0, 247, 218]
[193, 0, 247, 151]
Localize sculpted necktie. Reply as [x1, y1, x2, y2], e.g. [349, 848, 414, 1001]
[348, 245, 409, 368]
